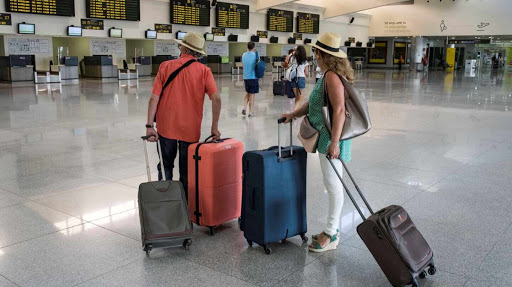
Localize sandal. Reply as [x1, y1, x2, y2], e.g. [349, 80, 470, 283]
[312, 229, 339, 241]
[308, 232, 339, 253]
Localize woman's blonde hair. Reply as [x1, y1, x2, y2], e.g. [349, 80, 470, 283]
[317, 50, 355, 84]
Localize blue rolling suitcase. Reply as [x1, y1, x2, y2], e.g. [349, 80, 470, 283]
[240, 118, 308, 254]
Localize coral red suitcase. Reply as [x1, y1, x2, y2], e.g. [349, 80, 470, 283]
[327, 157, 436, 287]
[188, 136, 244, 235]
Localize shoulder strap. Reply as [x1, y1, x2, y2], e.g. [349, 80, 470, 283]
[255, 51, 260, 63]
[154, 59, 196, 123]
[159, 59, 197, 97]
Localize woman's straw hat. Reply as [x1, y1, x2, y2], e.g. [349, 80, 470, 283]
[308, 32, 347, 58]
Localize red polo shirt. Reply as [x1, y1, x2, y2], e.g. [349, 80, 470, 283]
[152, 54, 218, 142]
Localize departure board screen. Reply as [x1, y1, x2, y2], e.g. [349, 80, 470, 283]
[171, 0, 210, 27]
[6, 0, 74, 16]
[215, 2, 249, 29]
[297, 12, 319, 34]
[267, 8, 293, 32]
[86, 0, 140, 21]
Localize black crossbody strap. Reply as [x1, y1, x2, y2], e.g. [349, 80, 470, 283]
[154, 59, 196, 122]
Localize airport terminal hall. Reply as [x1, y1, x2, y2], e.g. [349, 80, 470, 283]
[0, 0, 512, 286]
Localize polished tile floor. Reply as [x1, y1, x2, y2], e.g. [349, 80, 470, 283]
[0, 68, 511, 287]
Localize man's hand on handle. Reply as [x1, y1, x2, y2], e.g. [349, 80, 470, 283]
[280, 113, 294, 124]
[146, 127, 158, 142]
[211, 127, 221, 140]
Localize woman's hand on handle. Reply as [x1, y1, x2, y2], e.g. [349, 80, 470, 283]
[327, 142, 340, 159]
[280, 113, 294, 124]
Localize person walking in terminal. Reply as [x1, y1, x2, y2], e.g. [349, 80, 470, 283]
[281, 32, 353, 253]
[242, 41, 259, 117]
[146, 32, 222, 198]
[291, 45, 309, 111]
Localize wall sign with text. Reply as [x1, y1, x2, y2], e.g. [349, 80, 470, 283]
[155, 24, 172, 33]
[212, 27, 225, 36]
[257, 30, 268, 38]
[0, 13, 11, 25]
[81, 18, 104, 30]
[293, 33, 302, 40]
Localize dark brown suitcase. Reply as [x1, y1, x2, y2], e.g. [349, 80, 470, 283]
[327, 157, 436, 287]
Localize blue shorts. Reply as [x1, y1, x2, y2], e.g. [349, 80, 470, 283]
[291, 77, 306, 89]
[244, 79, 259, 94]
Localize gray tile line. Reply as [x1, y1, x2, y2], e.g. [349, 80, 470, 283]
[0, 273, 21, 287]
[467, 220, 512, 283]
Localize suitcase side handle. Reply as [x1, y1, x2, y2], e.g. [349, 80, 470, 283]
[141, 136, 166, 182]
[277, 117, 293, 159]
[326, 156, 374, 221]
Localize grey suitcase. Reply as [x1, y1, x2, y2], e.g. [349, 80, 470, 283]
[139, 136, 192, 256]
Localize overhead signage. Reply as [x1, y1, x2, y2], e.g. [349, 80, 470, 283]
[257, 30, 268, 39]
[216, 2, 249, 29]
[155, 24, 172, 33]
[296, 12, 319, 34]
[86, 0, 140, 21]
[171, 0, 210, 26]
[81, 18, 104, 30]
[293, 33, 302, 40]
[448, 39, 491, 45]
[212, 27, 225, 36]
[0, 13, 11, 25]
[6, 0, 74, 16]
[267, 8, 293, 32]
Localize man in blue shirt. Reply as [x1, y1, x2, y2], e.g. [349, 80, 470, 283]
[242, 42, 258, 117]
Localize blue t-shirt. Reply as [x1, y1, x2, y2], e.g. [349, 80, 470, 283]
[242, 51, 258, 80]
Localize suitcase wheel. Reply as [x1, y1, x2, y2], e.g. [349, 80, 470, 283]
[419, 270, 427, 279]
[247, 239, 253, 247]
[428, 265, 436, 276]
[183, 239, 192, 250]
[300, 233, 308, 244]
[144, 244, 152, 257]
[263, 245, 272, 255]
[208, 227, 215, 236]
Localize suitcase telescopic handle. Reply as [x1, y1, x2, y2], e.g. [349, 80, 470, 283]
[326, 156, 374, 221]
[141, 136, 166, 182]
[277, 117, 293, 159]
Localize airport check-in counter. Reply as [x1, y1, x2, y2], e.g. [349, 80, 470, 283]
[272, 56, 284, 77]
[51, 56, 79, 80]
[232, 56, 242, 75]
[83, 56, 118, 78]
[261, 56, 271, 74]
[207, 55, 231, 74]
[151, 55, 176, 75]
[0, 55, 35, 82]
[129, 56, 151, 77]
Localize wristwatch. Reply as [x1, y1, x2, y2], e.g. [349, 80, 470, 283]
[145, 124, 153, 128]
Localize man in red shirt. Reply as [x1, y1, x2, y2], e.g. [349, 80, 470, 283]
[146, 32, 221, 196]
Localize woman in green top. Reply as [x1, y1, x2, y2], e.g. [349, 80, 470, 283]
[281, 32, 354, 253]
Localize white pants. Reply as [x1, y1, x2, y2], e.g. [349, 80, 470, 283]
[318, 153, 345, 236]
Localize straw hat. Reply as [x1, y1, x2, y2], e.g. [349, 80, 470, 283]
[308, 32, 347, 58]
[174, 32, 206, 55]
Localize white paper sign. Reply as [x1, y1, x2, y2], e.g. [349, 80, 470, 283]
[8, 38, 49, 54]
[206, 42, 229, 56]
[91, 40, 125, 55]
[254, 43, 267, 56]
[154, 41, 180, 56]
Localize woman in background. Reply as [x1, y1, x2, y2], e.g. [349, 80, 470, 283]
[291, 45, 309, 111]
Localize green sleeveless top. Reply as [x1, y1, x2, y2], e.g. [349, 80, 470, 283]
[308, 77, 352, 162]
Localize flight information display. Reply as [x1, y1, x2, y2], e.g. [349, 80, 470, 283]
[86, 0, 140, 21]
[267, 8, 293, 32]
[215, 2, 249, 29]
[0, 13, 11, 25]
[155, 24, 172, 33]
[212, 27, 225, 36]
[171, 0, 210, 27]
[297, 12, 319, 34]
[81, 18, 104, 30]
[6, 0, 74, 16]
